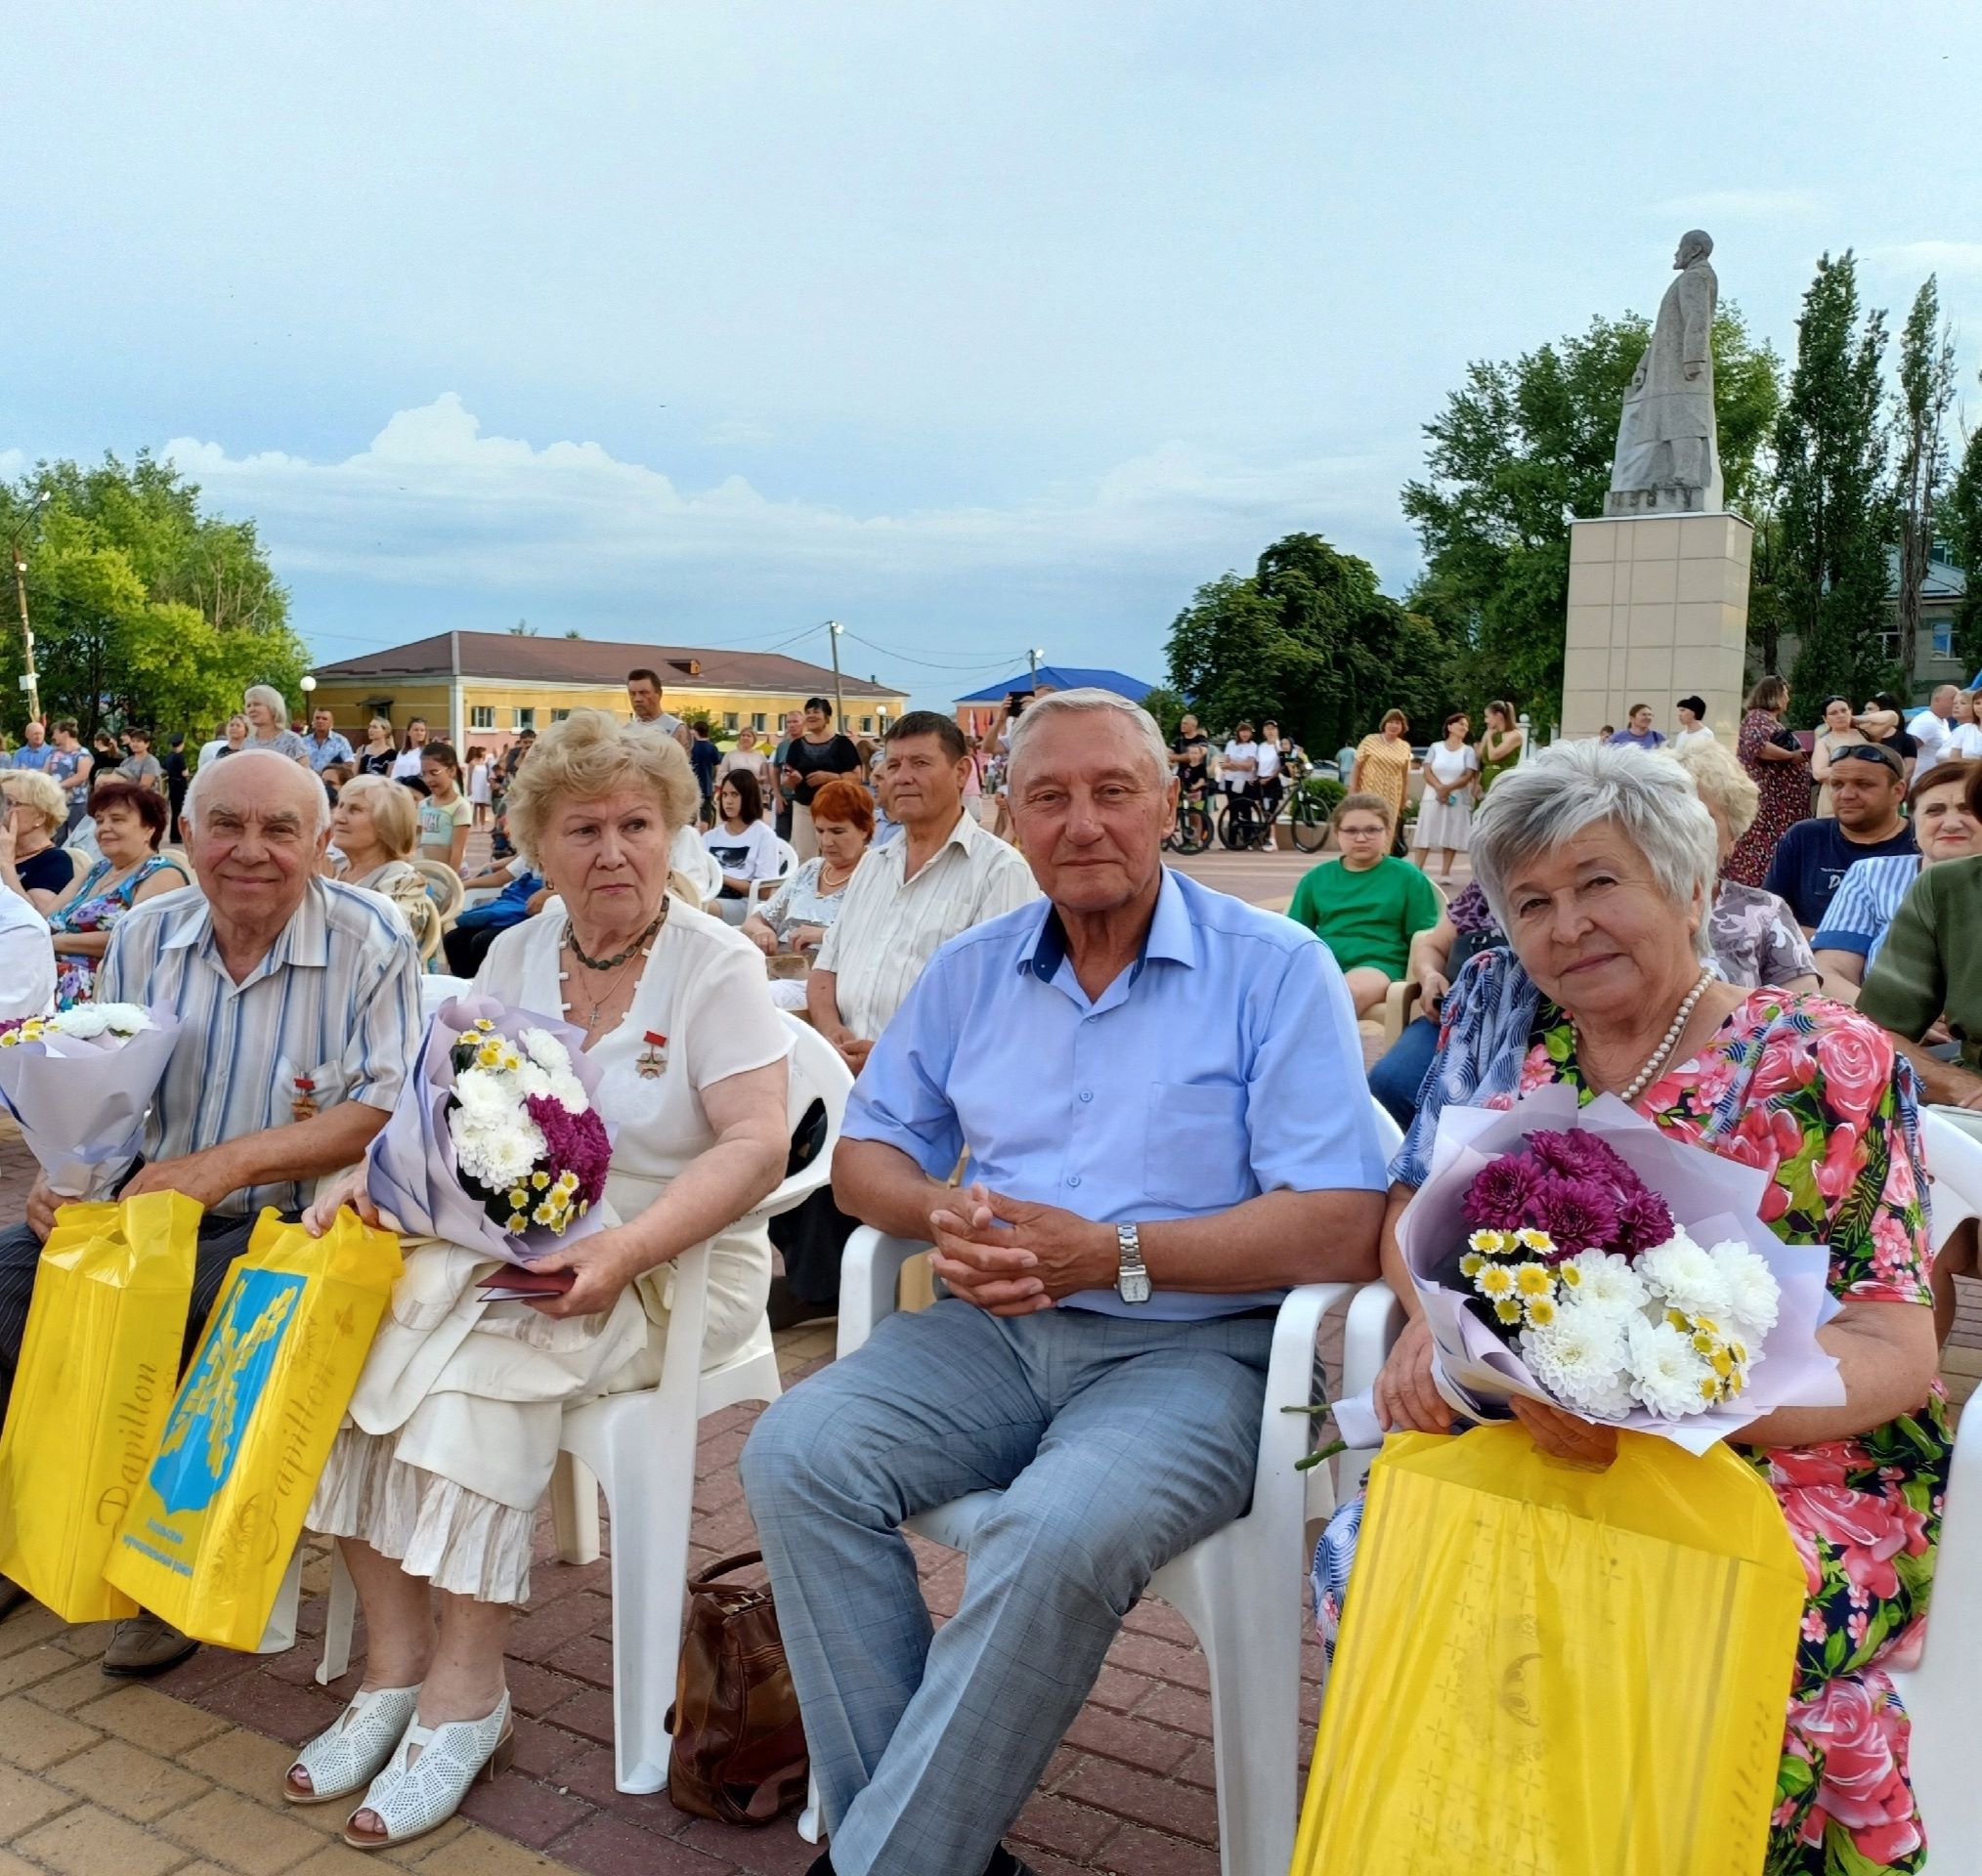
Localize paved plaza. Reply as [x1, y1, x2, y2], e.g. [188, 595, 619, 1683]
[0, 844, 1972, 1876]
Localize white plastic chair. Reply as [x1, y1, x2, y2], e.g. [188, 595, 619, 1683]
[746, 837, 799, 913]
[418, 973, 472, 1022]
[313, 1012, 853, 1795]
[797, 1237, 1366, 1876]
[1891, 1108, 1982, 1861]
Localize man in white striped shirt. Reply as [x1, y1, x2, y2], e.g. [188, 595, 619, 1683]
[808, 712, 1040, 1076]
[0, 751, 419, 1670]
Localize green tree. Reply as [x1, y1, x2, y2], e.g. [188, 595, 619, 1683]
[1401, 307, 1783, 713]
[1163, 532, 1463, 755]
[1135, 684, 1188, 740]
[0, 452, 304, 741]
[1947, 385, 1982, 670]
[1774, 252, 1895, 704]
[1891, 276, 1958, 689]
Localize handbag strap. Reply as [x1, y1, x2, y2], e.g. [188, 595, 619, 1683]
[688, 1550, 766, 1592]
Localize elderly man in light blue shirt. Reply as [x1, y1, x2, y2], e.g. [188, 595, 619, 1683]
[743, 690, 1387, 1876]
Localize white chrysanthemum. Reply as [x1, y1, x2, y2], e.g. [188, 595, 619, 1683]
[1708, 1240, 1781, 1339]
[1637, 1231, 1731, 1321]
[1561, 1249, 1648, 1319]
[452, 1070, 513, 1125]
[452, 1110, 544, 1189]
[1521, 1303, 1632, 1418]
[1626, 1315, 1715, 1419]
[519, 1027, 574, 1074]
[50, 1006, 111, 1039]
[70, 1002, 150, 1037]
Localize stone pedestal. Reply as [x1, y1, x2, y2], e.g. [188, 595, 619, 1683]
[1561, 512, 1752, 743]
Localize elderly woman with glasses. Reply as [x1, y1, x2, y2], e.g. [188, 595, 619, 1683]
[1357, 740, 1945, 1876]
[291, 710, 792, 1851]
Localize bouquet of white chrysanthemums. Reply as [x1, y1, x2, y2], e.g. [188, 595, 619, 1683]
[0, 1003, 181, 1198]
[1335, 1084, 1846, 1455]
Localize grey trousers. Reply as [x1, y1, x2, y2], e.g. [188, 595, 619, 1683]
[740, 1299, 1272, 1876]
[0, 1213, 257, 1423]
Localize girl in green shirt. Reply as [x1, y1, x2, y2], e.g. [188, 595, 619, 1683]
[1285, 792, 1444, 1017]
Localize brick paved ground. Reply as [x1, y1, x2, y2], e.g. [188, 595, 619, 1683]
[0, 840, 1973, 1874]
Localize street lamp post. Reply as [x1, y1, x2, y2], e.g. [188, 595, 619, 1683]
[827, 620, 844, 726]
[8, 491, 49, 727]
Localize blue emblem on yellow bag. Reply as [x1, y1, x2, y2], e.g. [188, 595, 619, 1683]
[148, 1271, 305, 1516]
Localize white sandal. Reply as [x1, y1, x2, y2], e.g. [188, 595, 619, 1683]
[342, 1690, 513, 1852]
[283, 1684, 421, 1806]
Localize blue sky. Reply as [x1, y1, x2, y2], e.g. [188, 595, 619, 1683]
[5, 2, 1979, 709]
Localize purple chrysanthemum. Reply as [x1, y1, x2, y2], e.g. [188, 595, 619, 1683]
[1530, 1175, 1622, 1258]
[1526, 1130, 1638, 1187]
[1616, 1187, 1677, 1258]
[527, 1094, 612, 1207]
[1463, 1154, 1542, 1231]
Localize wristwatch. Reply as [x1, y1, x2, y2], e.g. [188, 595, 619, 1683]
[1115, 1223, 1151, 1305]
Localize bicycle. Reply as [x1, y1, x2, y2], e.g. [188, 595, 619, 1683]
[1166, 789, 1214, 855]
[1288, 786, 1331, 853]
[1217, 789, 1273, 851]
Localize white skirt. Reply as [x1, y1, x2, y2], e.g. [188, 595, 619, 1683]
[1412, 790, 1474, 852]
[307, 1216, 771, 1604]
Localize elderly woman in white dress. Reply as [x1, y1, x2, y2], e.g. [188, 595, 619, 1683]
[287, 710, 791, 1850]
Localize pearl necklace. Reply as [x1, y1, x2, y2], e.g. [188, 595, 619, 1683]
[1573, 966, 1715, 1104]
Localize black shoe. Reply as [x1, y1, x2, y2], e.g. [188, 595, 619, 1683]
[0, 1577, 30, 1622]
[809, 1847, 1032, 1876]
[769, 1275, 838, 1333]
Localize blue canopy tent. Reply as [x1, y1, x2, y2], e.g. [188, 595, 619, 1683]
[953, 666, 1156, 719]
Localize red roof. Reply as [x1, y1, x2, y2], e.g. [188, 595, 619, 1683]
[313, 630, 904, 701]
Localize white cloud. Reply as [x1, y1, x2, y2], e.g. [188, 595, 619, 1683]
[161, 393, 1398, 595]
[1647, 189, 1822, 223]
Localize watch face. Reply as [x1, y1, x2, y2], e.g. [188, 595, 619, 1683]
[1118, 1268, 1153, 1304]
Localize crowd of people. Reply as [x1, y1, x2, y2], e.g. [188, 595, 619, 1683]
[0, 665, 1976, 1875]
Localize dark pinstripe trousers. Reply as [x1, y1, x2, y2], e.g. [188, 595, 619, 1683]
[0, 1215, 261, 1423]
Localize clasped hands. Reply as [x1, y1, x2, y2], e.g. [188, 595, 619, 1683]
[926, 1182, 1112, 1316]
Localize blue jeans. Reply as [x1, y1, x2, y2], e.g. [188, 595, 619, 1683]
[741, 1299, 1272, 1876]
[1368, 1014, 1441, 1129]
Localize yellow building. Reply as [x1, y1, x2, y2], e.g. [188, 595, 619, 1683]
[309, 630, 908, 755]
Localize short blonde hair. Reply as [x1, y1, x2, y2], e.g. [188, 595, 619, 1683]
[1668, 737, 1759, 841]
[338, 773, 418, 857]
[504, 709, 699, 867]
[0, 769, 65, 837]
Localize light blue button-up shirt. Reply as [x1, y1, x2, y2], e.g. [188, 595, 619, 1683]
[843, 866, 1388, 1319]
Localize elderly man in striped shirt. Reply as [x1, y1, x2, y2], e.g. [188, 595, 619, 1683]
[0, 749, 420, 1673]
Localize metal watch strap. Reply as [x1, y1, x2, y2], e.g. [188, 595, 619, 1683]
[1115, 1222, 1152, 1304]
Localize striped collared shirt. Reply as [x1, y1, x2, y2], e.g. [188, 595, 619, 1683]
[816, 808, 1041, 1039]
[99, 878, 421, 1217]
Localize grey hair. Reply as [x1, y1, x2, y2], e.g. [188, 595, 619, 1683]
[243, 683, 287, 718]
[1471, 740, 1718, 959]
[183, 748, 331, 838]
[1005, 687, 1169, 784]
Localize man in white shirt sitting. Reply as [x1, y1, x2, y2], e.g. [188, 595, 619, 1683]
[1908, 684, 1960, 774]
[0, 892, 54, 1019]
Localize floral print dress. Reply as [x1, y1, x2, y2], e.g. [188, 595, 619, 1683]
[1728, 708, 1812, 887]
[1383, 952, 1948, 1876]
[46, 854, 182, 1009]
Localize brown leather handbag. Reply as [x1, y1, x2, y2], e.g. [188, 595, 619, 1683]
[666, 1551, 809, 1824]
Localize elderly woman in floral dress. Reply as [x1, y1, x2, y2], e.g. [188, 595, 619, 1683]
[1344, 740, 1944, 1876]
[289, 711, 792, 1851]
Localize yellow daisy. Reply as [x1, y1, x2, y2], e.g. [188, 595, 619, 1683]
[1476, 1264, 1516, 1299]
[1513, 1228, 1553, 1255]
[1525, 1297, 1558, 1329]
[1560, 1264, 1583, 1290]
[1513, 1262, 1553, 1298]
[1492, 1298, 1523, 1325]
[474, 1018, 495, 1032]
[1698, 1376, 1720, 1403]
[1467, 1229, 1511, 1258]
[1459, 1252, 1486, 1278]
[531, 1171, 551, 1190]
[505, 1213, 526, 1231]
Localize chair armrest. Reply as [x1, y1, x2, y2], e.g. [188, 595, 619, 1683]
[1254, 1282, 1354, 1526]
[837, 1228, 930, 1360]
[1333, 1284, 1408, 1500]
[1380, 978, 1419, 1049]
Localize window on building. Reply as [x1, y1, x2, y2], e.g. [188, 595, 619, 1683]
[724, 711, 739, 731]
[752, 711, 766, 732]
[877, 710, 890, 731]
[860, 715, 874, 734]
[514, 706, 537, 731]
[1877, 632, 1900, 667]
[1932, 620, 1955, 660]
[551, 708, 571, 722]
[469, 704, 495, 730]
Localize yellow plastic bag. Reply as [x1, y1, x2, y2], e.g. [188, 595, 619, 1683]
[105, 1208, 402, 1650]
[1295, 1423, 1806, 1876]
[0, 1193, 201, 1623]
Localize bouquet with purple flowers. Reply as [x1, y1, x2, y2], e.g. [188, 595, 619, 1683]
[364, 995, 615, 1264]
[1347, 1085, 1845, 1452]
